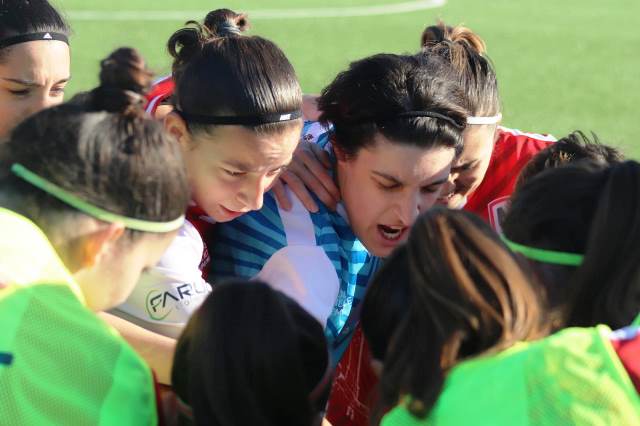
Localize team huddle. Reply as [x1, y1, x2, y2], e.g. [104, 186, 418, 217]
[1, 1, 639, 425]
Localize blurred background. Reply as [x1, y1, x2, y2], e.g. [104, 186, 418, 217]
[56, 0, 640, 156]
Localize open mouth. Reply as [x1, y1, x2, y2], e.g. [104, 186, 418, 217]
[377, 224, 406, 241]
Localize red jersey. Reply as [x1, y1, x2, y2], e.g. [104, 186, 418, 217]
[145, 76, 175, 115]
[146, 77, 215, 279]
[609, 326, 640, 393]
[464, 127, 555, 232]
[185, 205, 216, 279]
[325, 326, 379, 426]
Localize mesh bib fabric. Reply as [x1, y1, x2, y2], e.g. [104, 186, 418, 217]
[0, 208, 157, 425]
[383, 326, 640, 426]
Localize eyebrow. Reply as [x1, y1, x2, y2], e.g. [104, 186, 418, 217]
[372, 171, 402, 184]
[224, 159, 290, 173]
[452, 159, 479, 170]
[372, 170, 448, 187]
[1, 76, 71, 87]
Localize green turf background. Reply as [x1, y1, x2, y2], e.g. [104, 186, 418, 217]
[56, 0, 640, 156]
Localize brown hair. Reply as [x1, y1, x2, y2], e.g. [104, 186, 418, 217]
[421, 22, 499, 118]
[167, 9, 302, 136]
[378, 208, 545, 418]
[0, 48, 189, 247]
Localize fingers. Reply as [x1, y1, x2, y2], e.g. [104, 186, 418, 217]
[299, 149, 341, 203]
[309, 142, 333, 169]
[271, 180, 292, 211]
[280, 170, 319, 213]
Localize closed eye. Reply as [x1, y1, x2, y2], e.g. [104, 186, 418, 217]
[224, 169, 246, 177]
[9, 89, 29, 97]
[266, 166, 287, 177]
[421, 184, 442, 194]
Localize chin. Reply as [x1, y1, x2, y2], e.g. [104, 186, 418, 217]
[368, 242, 397, 258]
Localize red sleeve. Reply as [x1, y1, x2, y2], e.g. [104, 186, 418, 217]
[326, 326, 379, 426]
[145, 76, 175, 116]
[610, 327, 640, 393]
[465, 127, 554, 232]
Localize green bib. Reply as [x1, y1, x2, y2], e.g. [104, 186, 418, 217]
[0, 208, 158, 425]
[383, 326, 640, 426]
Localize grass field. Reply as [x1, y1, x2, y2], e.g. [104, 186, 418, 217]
[56, 0, 640, 157]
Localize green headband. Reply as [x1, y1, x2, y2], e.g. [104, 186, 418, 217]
[11, 164, 184, 233]
[502, 236, 584, 267]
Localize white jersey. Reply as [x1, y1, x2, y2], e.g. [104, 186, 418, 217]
[112, 220, 212, 338]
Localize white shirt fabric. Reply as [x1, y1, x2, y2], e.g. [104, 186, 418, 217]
[112, 220, 212, 338]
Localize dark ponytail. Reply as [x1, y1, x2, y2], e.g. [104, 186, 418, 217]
[421, 22, 499, 118]
[167, 9, 302, 135]
[503, 160, 640, 329]
[0, 48, 189, 243]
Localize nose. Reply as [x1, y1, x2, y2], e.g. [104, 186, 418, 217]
[396, 191, 421, 226]
[26, 95, 59, 117]
[239, 176, 269, 211]
[440, 173, 457, 198]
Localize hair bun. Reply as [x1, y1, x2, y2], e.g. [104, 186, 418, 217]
[167, 24, 208, 70]
[203, 8, 250, 37]
[71, 47, 152, 117]
[99, 47, 154, 95]
[421, 22, 486, 55]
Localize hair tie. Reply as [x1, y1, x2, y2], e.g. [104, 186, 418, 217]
[467, 113, 502, 125]
[175, 109, 302, 126]
[391, 110, 465, 129]
[11, 164, 184, 233]
[0, 32, 68, 50]
[502, 236, 583, 266]
[219, 22, 242, 36]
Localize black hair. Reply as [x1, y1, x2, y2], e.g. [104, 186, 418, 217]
[0, 0, 70, 61]
[172, 281, 330, 426]
[167, 9, 302, 136]
[503, 160, 640, 329]
[421, 22, 500, 119]
[318, 53, 467, 158]
[0, 48, 189, 248]
[516, 130, 624, 189]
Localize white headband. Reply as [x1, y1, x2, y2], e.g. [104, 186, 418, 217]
[466, 113, 502, 125]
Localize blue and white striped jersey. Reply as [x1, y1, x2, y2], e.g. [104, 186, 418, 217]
[211, 122, 381, 364]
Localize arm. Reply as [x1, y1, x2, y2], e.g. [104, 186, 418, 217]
[106, 221, 212, 384]
[100, 312, 176, 385]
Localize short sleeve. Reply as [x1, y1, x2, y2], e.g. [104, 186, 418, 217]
[112, 221, 212, 338]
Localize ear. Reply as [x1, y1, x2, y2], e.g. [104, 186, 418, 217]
[79, 223, 126, 269]
[332, 143, 349, 163]
[164, 111, 191, 151]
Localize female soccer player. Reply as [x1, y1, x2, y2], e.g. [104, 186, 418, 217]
[108, 9, 304, 383]
[211, 52, 468, 365]
[374, 206, 640, 426]
[0, 76, 189, 423]
[0, 0, 71, 140]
